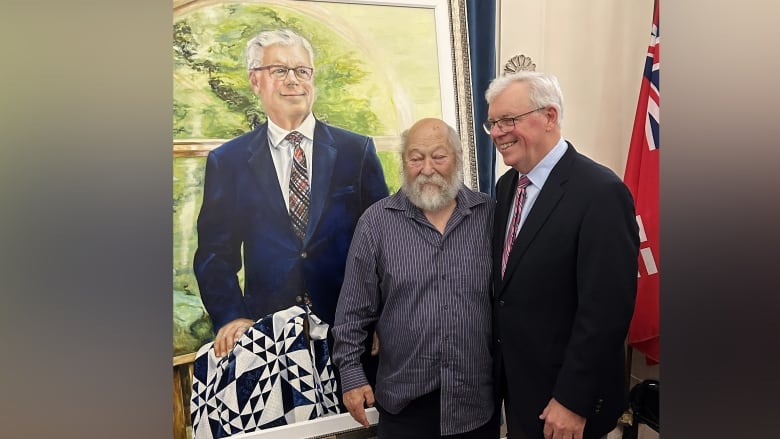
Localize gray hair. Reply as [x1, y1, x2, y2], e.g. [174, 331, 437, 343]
[245, 29, 315, 70]
[400, 120, 463, 170]
[485, 71, 564, 127]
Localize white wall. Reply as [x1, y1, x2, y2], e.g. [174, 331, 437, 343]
[495, 0, 655, 178]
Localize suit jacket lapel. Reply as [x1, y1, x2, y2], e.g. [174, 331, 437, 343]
[499, 144, 576, 293]
[494, 170, 517, 297]
[494, 174, 514, 244]
[247, 124, 289, 220]
[307, 121, 337, 244]
[493, 169, 519, 297]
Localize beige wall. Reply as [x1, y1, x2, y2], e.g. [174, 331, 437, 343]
[495, 0, 654, 179]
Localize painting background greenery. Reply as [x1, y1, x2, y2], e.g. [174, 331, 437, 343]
[174, 4, 390, 138]
[172, 3, 417, 355]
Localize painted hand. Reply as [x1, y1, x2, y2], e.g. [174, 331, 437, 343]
[213, 318, 254, 357]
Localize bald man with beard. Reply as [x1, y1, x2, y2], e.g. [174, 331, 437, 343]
[332, 118, 499, 439]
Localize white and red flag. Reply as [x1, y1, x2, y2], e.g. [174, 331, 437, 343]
[624, 0, 660, 364]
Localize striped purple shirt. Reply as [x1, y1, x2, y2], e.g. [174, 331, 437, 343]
[332, 187, 495, 435]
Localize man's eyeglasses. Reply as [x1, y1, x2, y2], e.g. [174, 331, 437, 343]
[482, 107, 545, 134]
[251, 65, 314, 81]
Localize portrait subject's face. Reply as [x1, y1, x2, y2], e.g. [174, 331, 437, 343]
[487, 81, 551, 173]
[402, 121, 461, 211]
[249, 44, 315, 129]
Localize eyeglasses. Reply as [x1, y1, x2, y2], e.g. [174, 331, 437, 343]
[251, 65, 314, 81]
[483, 107, 545, 134]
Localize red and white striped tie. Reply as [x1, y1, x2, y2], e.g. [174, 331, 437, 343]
[286, 131, 309, 241]
[501, 175, 531, 278]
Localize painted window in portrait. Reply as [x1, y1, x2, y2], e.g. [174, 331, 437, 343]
[173, 0, 474, 356]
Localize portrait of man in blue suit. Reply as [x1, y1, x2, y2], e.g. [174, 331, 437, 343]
[193, 28, 389, 358]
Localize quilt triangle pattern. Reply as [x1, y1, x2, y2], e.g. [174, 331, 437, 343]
[190, 305, 340, 439]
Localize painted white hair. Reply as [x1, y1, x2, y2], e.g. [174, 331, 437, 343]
[245, 29, 315, 70]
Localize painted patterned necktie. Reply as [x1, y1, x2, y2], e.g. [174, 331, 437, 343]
[286, 131, 309, 241]
[501, 175, 531, 278]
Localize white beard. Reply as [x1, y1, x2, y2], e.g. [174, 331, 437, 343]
[403, 168, 463, 211]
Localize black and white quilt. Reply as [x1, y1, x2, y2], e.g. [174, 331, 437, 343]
[191, 305, 341, 439]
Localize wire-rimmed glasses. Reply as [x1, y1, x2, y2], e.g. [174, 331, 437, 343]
[251, 65, 314, 81]
[483, 107, 545, 134]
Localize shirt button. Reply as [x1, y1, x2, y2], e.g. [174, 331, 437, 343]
[301, 251, 308, 258]
[443, 305, 448, 310]
[499, 300, 505, 307]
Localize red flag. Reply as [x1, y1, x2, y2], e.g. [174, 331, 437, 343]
[624, 0, 660, 364]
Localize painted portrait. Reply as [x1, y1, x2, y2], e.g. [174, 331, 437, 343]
[173, 0, 474, 356]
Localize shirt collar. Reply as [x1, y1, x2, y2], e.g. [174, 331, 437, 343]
[525, 136, 567, 187]
[267, 113, 316, 148]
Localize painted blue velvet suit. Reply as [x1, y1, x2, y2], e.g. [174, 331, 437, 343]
[194, 120, 389, 332]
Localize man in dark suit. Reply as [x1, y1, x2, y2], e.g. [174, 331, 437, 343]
[194, 29, 388, 358]
[484, 71, 639, 439]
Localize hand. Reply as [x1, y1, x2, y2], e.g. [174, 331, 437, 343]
[371, 332, 380, 356]
[213, 318, 254, 357]
[539, 397, 586, 439]
[343, 385, 375, 427]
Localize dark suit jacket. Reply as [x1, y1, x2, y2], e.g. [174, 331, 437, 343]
[493, 143, 639, 439]
[194, 120, 389, 331]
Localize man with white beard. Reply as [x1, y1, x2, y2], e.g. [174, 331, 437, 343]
[332, 118, 499, 439]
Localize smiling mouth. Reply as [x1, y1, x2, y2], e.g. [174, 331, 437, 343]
[498, 141, 515, 151]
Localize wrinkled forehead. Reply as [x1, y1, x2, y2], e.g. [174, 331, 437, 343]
[259, 44, 312, 65]
[488, 82, 532, 116]
[405, 137, 451, 157]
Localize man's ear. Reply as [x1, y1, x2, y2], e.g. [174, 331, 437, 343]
[248, 71, 260, 93]
[544, 106, 559, 130]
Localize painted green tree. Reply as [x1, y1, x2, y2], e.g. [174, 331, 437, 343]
[173, 4, 383, 138]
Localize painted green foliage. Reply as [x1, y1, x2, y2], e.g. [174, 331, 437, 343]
[173, 157, 211, 356]
[173, 4, 383, 138]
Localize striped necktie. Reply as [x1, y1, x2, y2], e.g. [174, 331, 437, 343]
[501, 175, 531, 278]
[286, 131, 309, 241]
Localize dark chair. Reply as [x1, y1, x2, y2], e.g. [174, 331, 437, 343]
[622, 379, 659, 438]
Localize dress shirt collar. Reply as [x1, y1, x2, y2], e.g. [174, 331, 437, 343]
[525, 136, 567, 188]
[267, 113, 316, 149]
